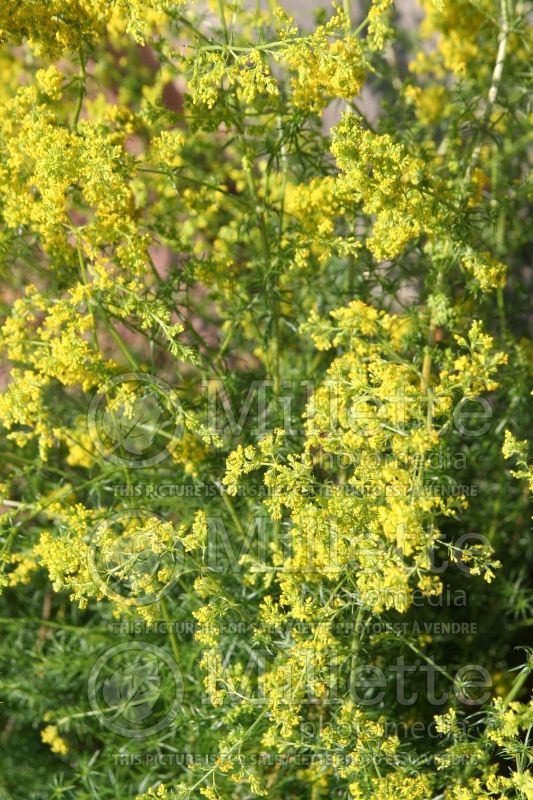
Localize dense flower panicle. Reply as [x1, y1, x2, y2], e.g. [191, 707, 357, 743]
[216, 301, 509, 755]
[223, 303, 505, 619]
[331, 116, 432, 256]
[188, 49, 278, 109]
[32, 503, 97, 606]
[331, 113, 512, 292]
[0, 0, 531, 797]
[283, 24, 366, 112]
[366, 0, 395, 51]
[31, 502, 207, 621]
[0, 0, 188, 54]
[418, 0, 494, 77]
[0, 83, 148, 272]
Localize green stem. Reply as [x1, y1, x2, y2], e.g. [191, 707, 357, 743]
[242, 149, 279, 396]
[348, 606, 366, 698]
[497, 286, 507, 340]
[76, 238, 99, 349]
[502, 665, 531, 707]
[343, 0, 352, 28]
[221, 490, 246, 538]
[0, 617, 108, 636]
[160, 597, 181, 665]
[405, 641, 456, 684]
[73, 50, 87, 133]
[218, 0, 229, 43]
[103, 316, 139, 369]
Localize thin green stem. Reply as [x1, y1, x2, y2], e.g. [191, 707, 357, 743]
[218, 0, 229, 43]
[348, 606, 366, 698]
[221, 490, 246, 538]
[102, 315, 139, 369]
[160, 597, 181, 665]
[76, 238, 99, 349]
[0, 617, 108, 636]
[405, 641, 456, 684]
[343, 0, 352, 28]
[502, 664, 531, 707]
[73, 50, 87, 133]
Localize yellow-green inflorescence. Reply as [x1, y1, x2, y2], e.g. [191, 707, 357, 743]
[0, 0, 531, 798]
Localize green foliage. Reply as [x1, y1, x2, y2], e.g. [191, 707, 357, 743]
[0, 0, 531, 798]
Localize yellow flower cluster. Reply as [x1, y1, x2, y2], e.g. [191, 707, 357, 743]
[0, 284, 112, 456]
[283, 176, 359, 267]
[486, 697, 533, 746]
[331, 114, 434, 260]
[444, 774, 532, 800]
[418, 0, 492, 77]
[0, 0, 186, 55]
[32, 503, 98, 607]
[283, 13, 366, 112]
[188, 49, 278, 109]
[331, 113, 510, 292]
[350, 772, 432, 800]
[136, 785, 174, 800]
[404, 84, 451, 126]
[223, 302, 506, 623]
[0, 82, 147, 273]
[33, 502, 208, 620]
[0, 1, 110, 55]
[4, 552, 39, 587]
[40, 724, 69, 756]
[462, 249, 507, 291]
[367, 0, 395, 51]
[502, 429, 533, 490]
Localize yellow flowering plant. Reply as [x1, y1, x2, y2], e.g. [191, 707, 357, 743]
[0, 0, 531, 798]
